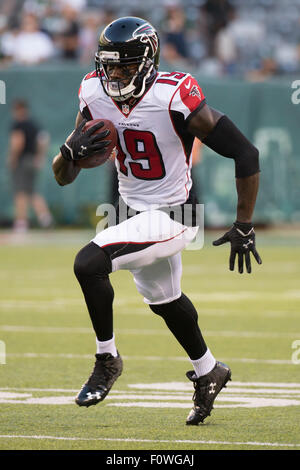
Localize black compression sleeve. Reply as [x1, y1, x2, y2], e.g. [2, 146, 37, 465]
[202, 115, 260, 178]
[149, 293, 207, 360]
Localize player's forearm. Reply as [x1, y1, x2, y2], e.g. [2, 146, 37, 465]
[52, 152, 81, 186]
[236, 172, 259, 223]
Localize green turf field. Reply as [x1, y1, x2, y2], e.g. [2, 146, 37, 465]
[0, 229, 300, 451]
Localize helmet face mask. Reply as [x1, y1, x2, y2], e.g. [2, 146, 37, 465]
[95, 17, 160, 101]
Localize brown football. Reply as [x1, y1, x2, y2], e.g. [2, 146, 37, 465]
[75, 119, 118, 169]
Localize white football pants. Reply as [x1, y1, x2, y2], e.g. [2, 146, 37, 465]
[92, 209, 198, 304]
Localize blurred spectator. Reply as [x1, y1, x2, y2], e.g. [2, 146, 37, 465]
[161, 41, 189, 69]
[79, 10, 102, 64]
[0, 19, 20, 65]
[215, 16, 266, 75]
[55, 0, 87, 11]
[274, 43, 300, 74]
[202, 0, 236, 50]
[1, 12, 55, 65]
[0, 0, 19, 22]
[246, 57, 278, 82]
[57, 4, 80, 59]
[197, 54, 224, 77]
[78, 8, 117, 64]
[214, 25, 237, 73]
[41, 4, 67, 41]
[162, 2, 189, 62]
[7, 99, 53, 232]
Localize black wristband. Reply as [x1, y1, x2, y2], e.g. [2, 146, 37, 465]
[60, 144, 72, 161]
[203, 115, 260, 178]
[234, 221, 253, 232]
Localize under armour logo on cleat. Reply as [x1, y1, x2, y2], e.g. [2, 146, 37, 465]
[87, 391, 101, 400]
[209, 382, 217, 394]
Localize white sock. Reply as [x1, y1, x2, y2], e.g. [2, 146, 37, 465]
[190, 348, 216, 378]
[96, 334, 118, 357]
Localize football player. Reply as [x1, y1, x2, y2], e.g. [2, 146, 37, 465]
[52, 17, 262, 425]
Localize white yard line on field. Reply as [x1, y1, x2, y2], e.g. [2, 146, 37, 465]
[0, 290, 300, 312]
[2, 390, 300, 400]
[1, 301, 295, 318]
[4, 352, 296, 365]
[185, 290, 300, 301]
[183, 263, 300, 275]
[0, 324, 298, 339]
[107, 398, 300, 408]
[0, 434, 299, 448]
[1, 380, 300, 394]
[1, 381, 300, 408]
[128, 381, 300, 390]
[0, 298, 137, 309]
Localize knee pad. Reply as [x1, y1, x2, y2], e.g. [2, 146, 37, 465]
[74, 242, 112, 280]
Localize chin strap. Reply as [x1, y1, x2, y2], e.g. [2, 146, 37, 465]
[132, 63, 154, 99]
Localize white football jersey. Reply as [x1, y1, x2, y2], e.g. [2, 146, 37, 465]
[78, 70, 206, 210]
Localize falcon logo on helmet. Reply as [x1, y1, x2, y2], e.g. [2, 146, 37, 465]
[132, 23, 159, 57]
[95, 17, 160, 102]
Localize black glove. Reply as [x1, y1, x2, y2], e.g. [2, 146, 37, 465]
[60, 119, 111, 161]
[213, 221, 262, 273]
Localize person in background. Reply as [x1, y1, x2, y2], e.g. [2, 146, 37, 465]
[79, 10, 102, 65]
[162, 2, 189, 62]
[5, 13, 55, 65]
[7, 99, 53, 232]
[161, 41, 189, 69]
[201, 0, 236, 50]
[58, 4, 80, 60]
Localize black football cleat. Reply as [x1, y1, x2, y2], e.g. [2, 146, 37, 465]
[185, 361, 231, 425]
[75, 352, 123, 407]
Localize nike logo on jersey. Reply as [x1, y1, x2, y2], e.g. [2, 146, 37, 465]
[184, 80, 191, 89]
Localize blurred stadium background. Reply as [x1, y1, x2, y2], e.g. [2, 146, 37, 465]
[0, 0, 300, 228]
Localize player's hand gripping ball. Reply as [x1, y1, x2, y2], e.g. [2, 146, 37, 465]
[75, 119, 118, 169]
[60, 118, 118, 168]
